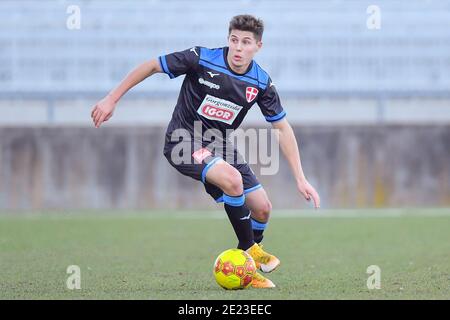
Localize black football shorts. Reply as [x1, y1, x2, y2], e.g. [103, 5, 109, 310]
[163, 139, 262, 203]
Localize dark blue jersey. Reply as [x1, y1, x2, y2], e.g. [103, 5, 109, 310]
[159, 46, 286, 143]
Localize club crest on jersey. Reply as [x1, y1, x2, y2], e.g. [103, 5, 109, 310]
[246, 87, 258, 103]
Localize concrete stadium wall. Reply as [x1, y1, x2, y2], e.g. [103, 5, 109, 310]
[0, 125, 449, 211]
[2, 95, 450, 126]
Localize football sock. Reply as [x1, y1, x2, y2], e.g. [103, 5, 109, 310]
[223, 193, 255, 251]
[251, 217, 267, 244]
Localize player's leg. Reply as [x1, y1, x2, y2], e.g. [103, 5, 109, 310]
[204, 159, 255, 251]
[231, 158, 280, 273]
[245, 187, 272, 244]
[244, 185, 280, 274]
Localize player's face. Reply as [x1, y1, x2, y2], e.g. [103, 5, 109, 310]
[227, 30, 262, 71]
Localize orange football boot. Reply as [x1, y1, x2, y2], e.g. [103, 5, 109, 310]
[251, 271, 276, 288]
[247, 243, 281, 273]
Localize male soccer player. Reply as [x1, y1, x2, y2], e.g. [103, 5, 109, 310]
[91, 15, 320, 288]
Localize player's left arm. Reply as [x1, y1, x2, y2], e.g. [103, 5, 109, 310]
[271, 118, 321, 209]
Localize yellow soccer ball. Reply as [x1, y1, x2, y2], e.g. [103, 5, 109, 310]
[213, 248, 256, 290]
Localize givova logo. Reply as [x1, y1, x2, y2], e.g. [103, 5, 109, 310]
[199, 78, 220, 90]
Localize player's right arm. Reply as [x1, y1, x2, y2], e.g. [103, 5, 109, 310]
[91, 59, 163, 128]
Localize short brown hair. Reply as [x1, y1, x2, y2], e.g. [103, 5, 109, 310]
[228, 15, 264, 41]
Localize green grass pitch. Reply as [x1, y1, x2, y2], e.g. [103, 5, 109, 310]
[0, 209, 449, 299]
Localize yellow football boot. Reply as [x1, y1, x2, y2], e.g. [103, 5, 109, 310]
[246, 243, 280, 273]
[251, 271, 276, 288]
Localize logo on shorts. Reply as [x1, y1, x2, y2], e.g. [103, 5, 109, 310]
[197, 94, 244, 125]
[246, 87, 258, 103]
[192, 148, 212, 164]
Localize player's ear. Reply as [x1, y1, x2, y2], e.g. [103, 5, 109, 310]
[256, 40, 263, 51]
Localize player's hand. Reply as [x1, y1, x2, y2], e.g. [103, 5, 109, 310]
[297, 179, 320, 209]
[91, 95, 116, 128]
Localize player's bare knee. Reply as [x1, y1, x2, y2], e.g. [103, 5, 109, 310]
[223, 169, 243, 196]
[252, 200, 272, 222]
[263, 200, 272, 219]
